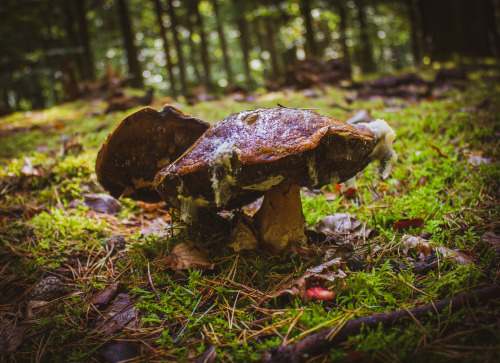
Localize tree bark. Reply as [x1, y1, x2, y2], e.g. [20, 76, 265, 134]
[331, 0, 350, 64]
[116, 0, 143, 88]
[190, 0, 214, 91]
[75, 0, 95, 81]
[211, 0, 234, 86]
[167, 2, 188, 95]
[152, 0, 177, 97]
[264, 17, 281, 81]
[355, 0, 376, 73]
[233, 0, 253, 88]
[299, 0, 318, 57]
[406, 0, 421, 68]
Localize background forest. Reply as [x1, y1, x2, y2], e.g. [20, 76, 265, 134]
[1, 0, 499, 112]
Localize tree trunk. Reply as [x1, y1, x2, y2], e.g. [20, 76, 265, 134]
[167, 2, 188, 95]
[211, 0, 234, 86]
[182, 4, 203, 85]
[75, 0, 95, 81]
[264, 17, 281, 81]
[355, 0, 376, 73]
[299, 0, 319, 57]
[329, 0, 350, 64]
[233, 0, 253, 88]
[152, 0, 177, 97]
[405, 0, 421, 68]
[63, 0, 85, 82]
[117, 0, 143, 88]
[190, 0, 213, 91]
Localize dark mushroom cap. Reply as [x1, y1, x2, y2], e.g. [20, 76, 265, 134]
[155, 107, 396, 218]
[96, 105, 210, 203]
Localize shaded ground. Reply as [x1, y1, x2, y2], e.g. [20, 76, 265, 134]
[1, 72, 499, 362]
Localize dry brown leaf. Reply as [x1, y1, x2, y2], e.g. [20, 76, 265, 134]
[228, 214, 259, 252]
[164, 241, 214, 270]
[481, 231, 500, 251]
[316, 213, 372, 244]
[269, 258, 346, 304]
[0, 317, 28, 353]
[94, 293, 141, 334]
[83, 193, 121, 214]
[402, 235, 475, 265]
[90, 281, 120, 306]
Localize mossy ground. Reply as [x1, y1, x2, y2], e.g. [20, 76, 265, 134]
[1, 76, 499, 362]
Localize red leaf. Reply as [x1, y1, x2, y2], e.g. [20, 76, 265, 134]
[393, 218, 424, 232]
[306, 287, 336, 301]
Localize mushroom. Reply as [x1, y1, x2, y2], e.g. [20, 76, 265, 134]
[155, 107, 396, 253]
[96, 105, 210, 203]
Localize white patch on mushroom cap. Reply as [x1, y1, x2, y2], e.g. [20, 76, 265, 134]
[359, 119, 397, 179]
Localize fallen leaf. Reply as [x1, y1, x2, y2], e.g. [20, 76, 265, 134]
[346, 110, 372, 124]
[94, 293, 141, 334]
[91, 281, 120, 306]
[306, 286, 336, 301]
[100, 342, 139, 363]
[393, 218, 424, 233]
[19, 157, 42, 176]
[317, 214, 361, 234]
[25, 301, 54, 319]
[481, 231, 500, 252]
[228, 214, 259, 252]
[402, 235, 475, 265]
[83, 193, 121, 214]
[0, 317, 28, 352]
[316, 213, 372, 244]
[463, 149, 490, 166]
[269, 258, 346, 304]
[164, 241, 214, 270]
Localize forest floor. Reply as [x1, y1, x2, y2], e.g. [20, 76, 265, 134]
[1, 72, 500, 362]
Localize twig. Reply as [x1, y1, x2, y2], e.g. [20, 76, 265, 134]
[258, 285, 500, 363]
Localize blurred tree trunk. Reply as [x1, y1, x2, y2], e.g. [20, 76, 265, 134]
[355, 0, 376, 73]
[299, 0, 319, 57]
[264, 17, 282, 81]
[211, 0, 234, 85]
[189, 0, 213, 91]
[233, 0, 253, 88]
[117, 0, 143, 88]
[330, 0, 350, 63]
[419, 0, 500, 59]
[405, 0, 421, 68]
[167, 2, 188, 95]
[252, 17, 271, 80]
[75, 0, 95, 81]
[63, 1, 85, 81]
[152, 0, 177, 97]
[183, 6, 203, 85]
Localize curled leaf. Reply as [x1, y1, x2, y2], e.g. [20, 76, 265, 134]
[402, 235, 475, 265]
[164, 241, 214, 271]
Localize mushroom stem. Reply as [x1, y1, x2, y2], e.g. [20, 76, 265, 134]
[253, 184, 307, 253]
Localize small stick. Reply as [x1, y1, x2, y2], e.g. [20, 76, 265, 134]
[258, 285, 500, 363]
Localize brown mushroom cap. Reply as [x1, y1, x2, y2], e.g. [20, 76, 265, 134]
[155, 107, 396, 218]
[96, 105, 210, 203]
